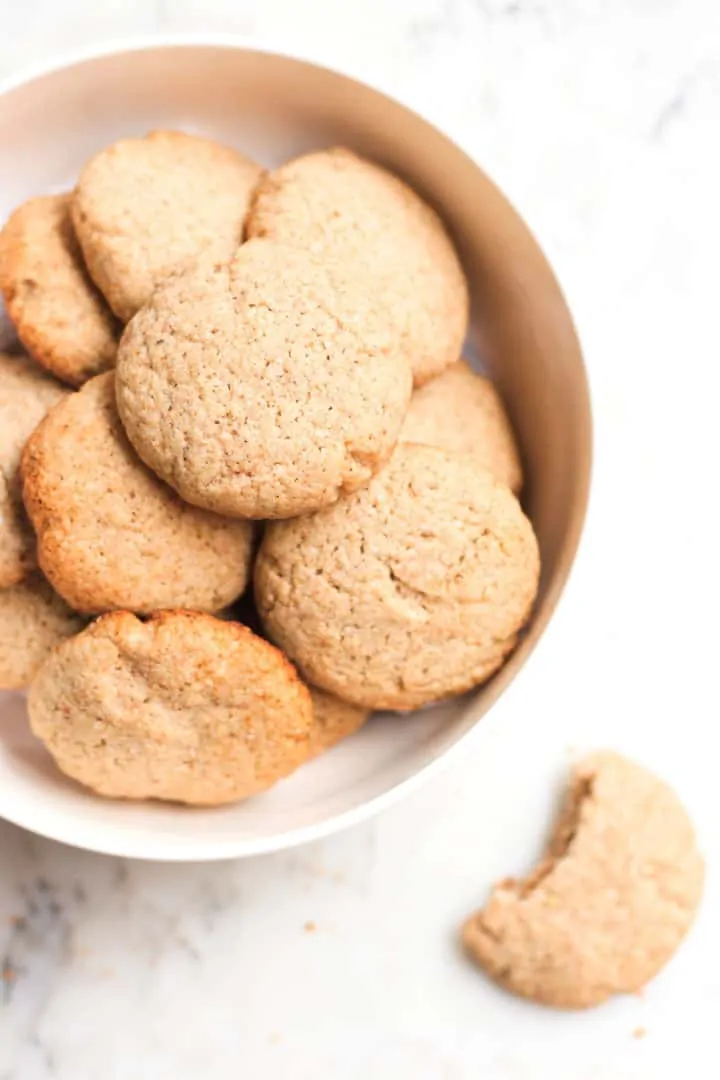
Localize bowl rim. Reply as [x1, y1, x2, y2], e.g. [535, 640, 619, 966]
[0, 34, 592, 861]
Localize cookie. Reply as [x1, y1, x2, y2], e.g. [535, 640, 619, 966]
[115, 239, 412, 519]
[462, 752, 705, 1009]
[246, 147, 469, 386]
[400, 359, 523, 493]
[0, 352, 68, 588]
[28, 611, 314, 805]
[307, 688, 370, 756]
[72, 131, 263, 321]
[0, 573, 85, 690]
[0, 194, 118, 386]
[21, 372, 254, 615]
[255, 443, 540, 710]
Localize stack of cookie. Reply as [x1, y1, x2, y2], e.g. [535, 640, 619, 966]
[0, 132, 540, 807]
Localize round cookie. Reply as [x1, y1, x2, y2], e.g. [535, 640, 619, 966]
[462, 752, 705, 1009]
[21, 372, 254, 615]
[308, 688, 369, 757]
[246, 147, 469, 386]
[28, 611, 314, 805]
[0, 352, 68, 588]
[255, 443, 540, 710]
[115, 239, 412, 520]
[0, 573, 85, 690]
[400, 359, 523, 493]
[72, 130, 263, 321]
[0, 194, 118, 386]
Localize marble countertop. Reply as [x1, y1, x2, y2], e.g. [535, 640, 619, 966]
[2, 2, 720, 1077]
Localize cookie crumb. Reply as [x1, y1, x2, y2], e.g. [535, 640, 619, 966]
[632, 1026, 647, 1040]
[304, 920, 317, 934]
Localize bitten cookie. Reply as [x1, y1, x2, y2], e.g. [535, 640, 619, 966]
[116, 240, 412, 519]
[72, 131, 263, 320]
[246, 147, 469, 386]
[0, 573, 85, 690]
[28, 611, 314, 805]
[0, 352, 68, 588]
[400, 359, 523, 493]
[307, 688, 369, 757]
[255, 443, 540, 710]
[0, 194, 118, 386]
[462, 752, 705, 1009]
[21, 372, 254, 615]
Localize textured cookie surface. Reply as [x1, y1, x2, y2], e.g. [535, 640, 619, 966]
[246, 147, 469, 386]
[401, 359, 523, 493]
[0, 353, 68, 588]
[462, 752, 705, 1008]
[21, 372, 253, 615]
[28, 611, 314, 805]
[256, 443, 540, 710]
[72, 131, 263, 320]
[307, 688, 369, 757]
[0, 573, 85, 690]
[116, 240, 412, 519]
[0, 194, 118, 386]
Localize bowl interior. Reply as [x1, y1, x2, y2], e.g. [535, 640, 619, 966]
[0, 43, 590, 859]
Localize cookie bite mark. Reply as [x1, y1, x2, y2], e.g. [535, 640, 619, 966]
[0, 194, 118, 386]
[462, 752, 705, 1008]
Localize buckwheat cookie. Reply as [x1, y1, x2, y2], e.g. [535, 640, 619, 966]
[401, 359, 523, 493]
[116, 239, 412, 519]
[21, 372, 254, 615]
[72, 131, 263, 321]
[0, 573, 85, 690]
[28, 611, 314, 805]
[255, 443, 540, 710]
[462, 752, 705, 1009]
[0, 194, 118, 386]
[0, 352, 68, 588]
[307, 688, 370, 757]
[246, 147, 469, 386]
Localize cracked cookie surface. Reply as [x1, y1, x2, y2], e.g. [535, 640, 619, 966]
[28, 611, 314, 805]
[246, 147, 468, 386]
[116, 239, 412, 519]
[255, 443, 539, 710]
[72, 130, 263, 320]
[0, 352, 68, 588]
[462, 751, 705, 1008]
[22, 372, 253, 615]
[0, 194, 118, 385]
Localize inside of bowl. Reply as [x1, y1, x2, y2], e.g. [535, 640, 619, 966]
[0, 44, 590, 858]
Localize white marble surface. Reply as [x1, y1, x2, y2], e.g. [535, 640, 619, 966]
[2, 2, 720, 1077]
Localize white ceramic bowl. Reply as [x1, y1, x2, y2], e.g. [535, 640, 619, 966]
[0, 40, 591, 860]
